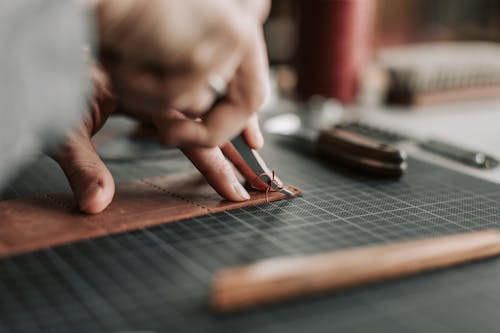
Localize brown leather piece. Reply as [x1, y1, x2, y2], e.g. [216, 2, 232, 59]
[0, 172, 301, 257]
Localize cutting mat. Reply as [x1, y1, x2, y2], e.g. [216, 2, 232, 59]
[2, 131, 500, 332]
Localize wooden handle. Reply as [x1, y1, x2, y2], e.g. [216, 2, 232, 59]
[211, 230, 500, 313]
[317, 127, 407, 177]
[318, 127, 406, 163]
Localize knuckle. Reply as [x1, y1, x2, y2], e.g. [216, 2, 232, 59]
[213, 157, 233, 176]
[184, 50, 207, 72]
[65, 160, 104, 182]
[185, 91, 213, 116]
[204, 134, 223, 148]
[244, 83, 268, 112]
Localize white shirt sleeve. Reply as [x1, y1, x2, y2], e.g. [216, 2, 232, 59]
[0, 0, 92, 189]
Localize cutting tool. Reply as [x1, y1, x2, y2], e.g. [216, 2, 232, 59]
[340, 122, 499, 170]
[262, 107, 407, 178]
[207, 74, 293, 196]
[222, 134, 295, 197]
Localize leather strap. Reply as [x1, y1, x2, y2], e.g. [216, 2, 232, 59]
[0, 172, 300, 257]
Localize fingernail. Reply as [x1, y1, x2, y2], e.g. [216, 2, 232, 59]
[79, 182, 106, 214]
[233, 181, 250, 201]
[79, 183, 99, 206]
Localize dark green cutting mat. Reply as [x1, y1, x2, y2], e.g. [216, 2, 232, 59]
[2, 133, 500, 333]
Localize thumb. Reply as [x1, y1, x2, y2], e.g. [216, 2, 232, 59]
[52, 127, 115, 214]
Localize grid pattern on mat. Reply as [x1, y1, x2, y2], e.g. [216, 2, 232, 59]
[2, 137, 500, 333]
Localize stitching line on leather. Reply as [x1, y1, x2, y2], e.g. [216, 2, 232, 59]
[44, 194, 71, 210]
[43, 194, 105, 230]
[140, 179, 214, 213]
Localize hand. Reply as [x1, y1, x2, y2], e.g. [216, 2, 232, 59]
[52, 64, 264, 214]
[51, 64, 117, 214]
[55, 0, 271, 214]
[127, 109, 263, 201]
[95, 0, 270, 148]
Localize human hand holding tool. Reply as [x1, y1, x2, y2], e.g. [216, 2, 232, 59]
[96, 0, 270, 148]
[222, 134, 295, 197]
[51, 0, 272, 214]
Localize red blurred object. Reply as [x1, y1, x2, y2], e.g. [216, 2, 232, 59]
[296, 0, 375, 103]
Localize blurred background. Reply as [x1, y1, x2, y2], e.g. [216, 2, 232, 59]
[263, 0, 500, 106]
